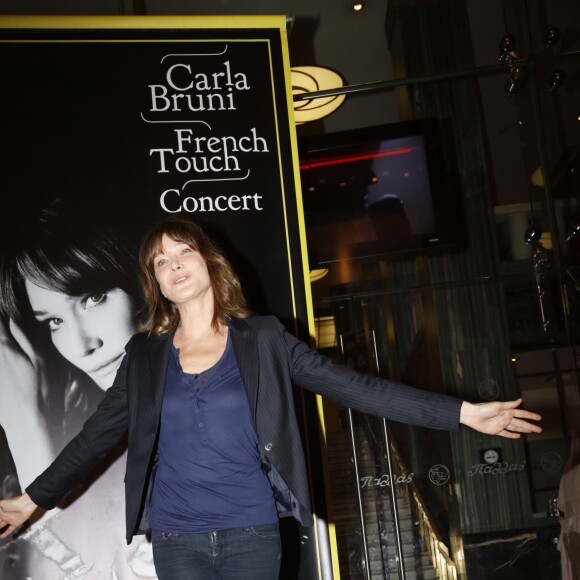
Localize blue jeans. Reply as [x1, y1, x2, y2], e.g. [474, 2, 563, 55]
[151, 523, 281, 580]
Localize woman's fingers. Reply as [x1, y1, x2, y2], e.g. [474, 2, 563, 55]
[9, 318, 37, 365]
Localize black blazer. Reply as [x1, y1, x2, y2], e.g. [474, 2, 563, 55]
[26, 316, 463, 543]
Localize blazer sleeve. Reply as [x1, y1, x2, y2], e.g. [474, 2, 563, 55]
[25, 337, 134, 510]
[269, 317, 463, 431]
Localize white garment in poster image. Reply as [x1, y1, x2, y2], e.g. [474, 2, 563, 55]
[4, 454, 156, 579]
[558, 463, 580, 580]
[0, 302, 156, 578]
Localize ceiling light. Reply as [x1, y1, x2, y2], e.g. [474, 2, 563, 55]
[310, 269, 329, 283]
[531, 166, 543, 187]
[291, 66, 346, 124]
[314, 315, 336, 349]
[352, 2, 364, 11]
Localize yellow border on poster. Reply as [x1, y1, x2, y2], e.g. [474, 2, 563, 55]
[277, 21, 342, 580]
[0, 15, 288, 30]
[0, 14, 341, 580]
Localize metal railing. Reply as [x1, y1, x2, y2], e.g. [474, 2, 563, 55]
[411, 488, 458, 580]
[358, 415, 458, 580]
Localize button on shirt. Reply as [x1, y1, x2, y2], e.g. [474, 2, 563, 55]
[149, 334, 278, 533]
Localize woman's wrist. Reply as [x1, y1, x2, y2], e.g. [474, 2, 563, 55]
[459, 401, 469, 425]
[459, 401, 475, 427]
[15, 492, 38, 512]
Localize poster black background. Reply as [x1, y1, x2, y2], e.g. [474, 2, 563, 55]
[0, 29, 308, 331]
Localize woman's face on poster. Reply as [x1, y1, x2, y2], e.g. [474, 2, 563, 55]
[24, 279, 135, 390]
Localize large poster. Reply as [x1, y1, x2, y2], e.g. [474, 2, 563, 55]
[0, 16, 321, 580]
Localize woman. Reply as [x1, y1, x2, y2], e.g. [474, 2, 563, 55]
[0, 218, 542, 580]
[0, 199, 155, 578]
[558, 430, 580, 580]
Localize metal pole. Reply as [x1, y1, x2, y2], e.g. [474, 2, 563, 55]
[339, 334, 372, 579]
[371, 330, 406, 580]
[292, 51, 580, 103]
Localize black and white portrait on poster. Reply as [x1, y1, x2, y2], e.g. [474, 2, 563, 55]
[0, 16, 318, 580]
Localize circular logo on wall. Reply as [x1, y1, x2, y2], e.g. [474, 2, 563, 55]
[429, 464, 451, 486]
[483, 449, 500, 464]
[540, 452, 563, 474]
[478, 380, 500, 401]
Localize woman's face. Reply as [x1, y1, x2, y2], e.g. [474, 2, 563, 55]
[153, 234, 212, 306]
[25, 279, 135, 390]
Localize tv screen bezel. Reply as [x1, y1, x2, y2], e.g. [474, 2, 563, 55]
[298, 117, 465, 265]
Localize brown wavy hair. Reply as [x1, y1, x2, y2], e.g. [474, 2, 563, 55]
[138, 218, 251, 334]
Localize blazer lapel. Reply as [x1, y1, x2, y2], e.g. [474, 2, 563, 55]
[229, 318, 260, 418]
[148, 332, 173, 410]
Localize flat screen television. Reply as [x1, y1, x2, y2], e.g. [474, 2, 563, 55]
[298, 118, 465, 265]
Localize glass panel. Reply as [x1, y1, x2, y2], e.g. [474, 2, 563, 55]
[303, 2, 579, 579]
[525, 0, 580, 58]
[535, 52, 580, 258]
[322, 295, 459, 580]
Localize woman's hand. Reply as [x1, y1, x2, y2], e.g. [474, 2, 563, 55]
[0, 318, 42, 406]
[0, 318, 54, 487]
[0, 493, 39, 538]
[460, 398, 542, 438]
